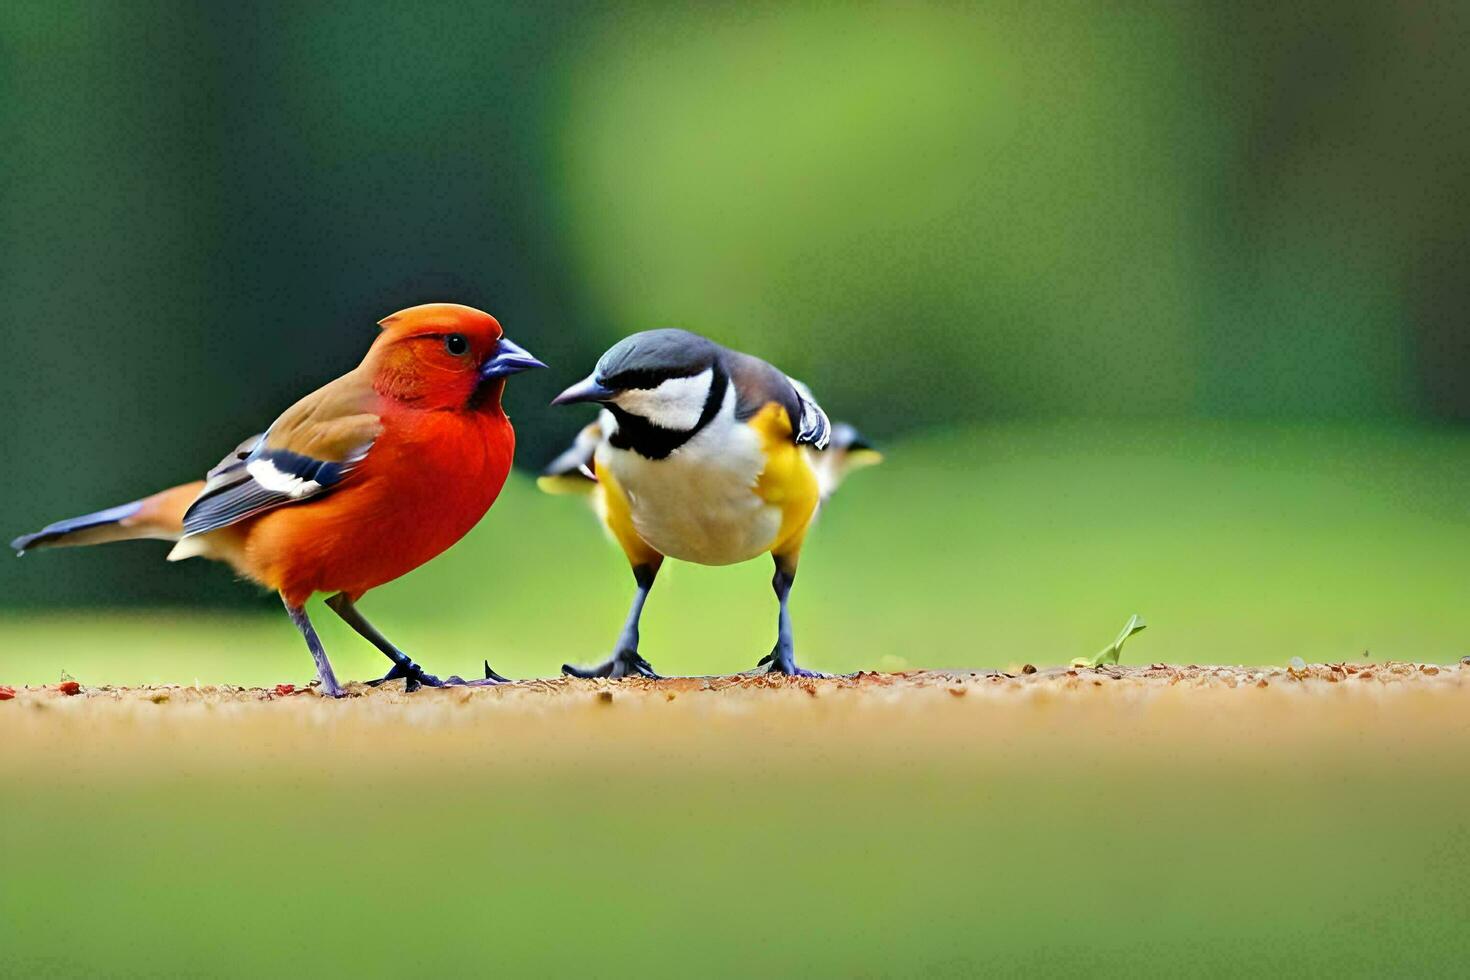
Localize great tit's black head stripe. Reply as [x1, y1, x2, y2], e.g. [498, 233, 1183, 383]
[607, 367, 729, 460]
[694, 366, 729, 434]
[591, 330, 830, 455]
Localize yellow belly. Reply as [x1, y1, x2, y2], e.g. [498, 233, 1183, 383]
[596, 402, 819, 567]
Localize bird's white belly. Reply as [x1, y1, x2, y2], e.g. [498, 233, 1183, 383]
[601, 431, 780, 567]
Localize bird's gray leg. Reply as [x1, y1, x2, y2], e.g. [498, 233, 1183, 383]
[325, 593, 508, 691]
[613, 569, 653, 654]
[327, 593, 442, 691]
[757, 556, 825, 678]
[283, 597, 345, 698]
[562, 562, 662, 679]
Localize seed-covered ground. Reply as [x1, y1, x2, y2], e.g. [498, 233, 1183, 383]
[5, 660, 1468, 772]
[5, 657, 1464, 708]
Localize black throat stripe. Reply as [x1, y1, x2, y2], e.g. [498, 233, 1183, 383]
[607, 368, 729, 460]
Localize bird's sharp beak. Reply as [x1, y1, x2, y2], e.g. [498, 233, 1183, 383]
[551, 374, 617, 406]
[480, 337, 547, 380]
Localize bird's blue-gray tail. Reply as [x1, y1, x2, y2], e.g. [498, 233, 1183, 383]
[11, 482, 203, 556]
[11, 501, 147, 555]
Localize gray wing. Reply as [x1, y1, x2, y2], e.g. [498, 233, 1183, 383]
[785, 377, 832, 450]
[725, 350, 830, 449]
[197, 433, 265, 497]
[181, 430, 377, 537]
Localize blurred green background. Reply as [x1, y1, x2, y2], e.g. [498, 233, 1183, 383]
[2, 0, 1468, 674]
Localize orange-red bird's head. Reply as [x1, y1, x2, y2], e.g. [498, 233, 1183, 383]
[369, 303, 545, 411]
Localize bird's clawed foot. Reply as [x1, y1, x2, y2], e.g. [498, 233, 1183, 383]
[369, 659, 510, 691]
[562, 649, 661, 679]
[367, 658, 444, 692]
[756, 651, 827, 678]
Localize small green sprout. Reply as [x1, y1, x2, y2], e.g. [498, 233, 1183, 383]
[1073, 614, 1147, 668]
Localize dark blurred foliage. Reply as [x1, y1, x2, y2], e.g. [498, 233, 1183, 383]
[2, 0, 1467, 606]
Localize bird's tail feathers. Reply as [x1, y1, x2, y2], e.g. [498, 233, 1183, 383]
[11, 481, 205, 556]
[809, 422, 883, 500]
[537, 419, 604, 497]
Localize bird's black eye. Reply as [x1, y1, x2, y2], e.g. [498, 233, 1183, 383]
[445, 333, 470, 356]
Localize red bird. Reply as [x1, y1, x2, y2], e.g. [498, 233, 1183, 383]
[10, 303, 544, 696]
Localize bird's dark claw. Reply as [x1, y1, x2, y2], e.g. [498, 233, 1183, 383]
[756, 652, 827, 678]
[438, 660, 514, 687]
[562, 650, 661, 679]
[367, 659, 444, 692]
[368, 659, 513, 690]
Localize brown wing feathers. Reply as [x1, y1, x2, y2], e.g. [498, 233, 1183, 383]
[181, 373, 382, 536]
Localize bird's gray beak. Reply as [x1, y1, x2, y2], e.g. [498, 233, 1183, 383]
[480, 337, 547, 380]
[552, 374, 617, 406]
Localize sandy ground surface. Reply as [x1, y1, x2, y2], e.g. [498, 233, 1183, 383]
[5, 658, 1466, 703]
[5, 660, 1469, 773]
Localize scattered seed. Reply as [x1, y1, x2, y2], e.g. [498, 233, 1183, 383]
[274, 684, 295, 697]
[597, 690, 614, 705]
[1021, 664, 1037, 675]
[58, 680, 81, 696]
[0, 686, 16, 701]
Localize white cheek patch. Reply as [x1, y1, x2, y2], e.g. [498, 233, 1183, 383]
[613, 369, 713, 432]
[247, 458, 323, 498]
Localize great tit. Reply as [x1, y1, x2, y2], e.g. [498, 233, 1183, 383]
[544, 329, 877, 678]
